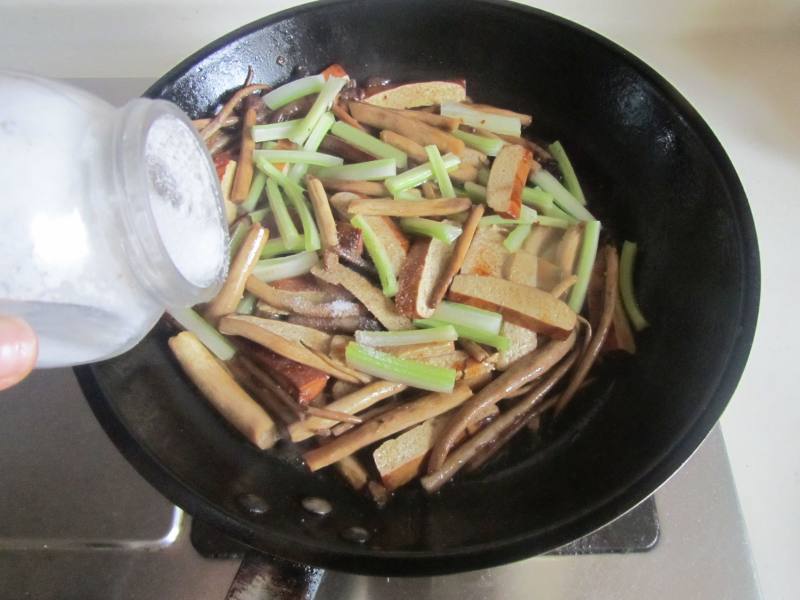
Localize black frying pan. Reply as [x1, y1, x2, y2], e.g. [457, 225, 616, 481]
[76, 0, 759, 576]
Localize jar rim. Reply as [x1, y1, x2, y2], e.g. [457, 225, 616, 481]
[112, 98, 229, 309]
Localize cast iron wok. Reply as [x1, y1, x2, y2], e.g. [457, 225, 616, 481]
[76, 0, 759, 576]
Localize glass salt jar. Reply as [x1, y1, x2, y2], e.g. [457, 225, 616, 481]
[0, 71, 229, 367]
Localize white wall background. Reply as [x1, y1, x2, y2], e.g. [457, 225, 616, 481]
[1, 1, 798, 598]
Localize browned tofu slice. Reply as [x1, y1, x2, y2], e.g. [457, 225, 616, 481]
[395, 234, 456, 318]
[363, 81, 466, 109]
[362, 216, 409, 274]
[486, 144, 533, 218]
[460, 226, 509, 278]
[503, 250, 538, 287]
[448, 274, 576, 338]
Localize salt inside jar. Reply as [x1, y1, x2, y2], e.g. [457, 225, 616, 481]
[0, 71, 229, 367]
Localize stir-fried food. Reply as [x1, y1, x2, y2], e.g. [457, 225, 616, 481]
[172, 65, 649, 500]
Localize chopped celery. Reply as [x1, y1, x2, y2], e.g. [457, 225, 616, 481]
[463, 181, 487, 203]
[440, 102, 521, 136]
[261, 236, 305, 258]
[452, 129, 505, 156]
[394, 188, 422, 201]
[546, 203, 578, 224]
[620, 241, 650, 331]
[314, 158, 397, 181]
[425, 144, 455, 198]
[289, 76, 348, 144]
[254, 157, 305, 196]
[168, 306, 236, 361]
[568, 220, 601, 312]
[549, 141, 586, 205]
[249, 207, 269, 224]
[251, 119, 303, 142]
[345, 342, 456, 393]
[504, 223, 532, 252]
[240, 171, 266, 213]
[432, 301, 502, 334]
[535, 216, 571, 229]
[236, 293, 257, 315]
[355, 325, 458, 347]
[415, 318, 510, 352]
[399, 217, 462, 244]
[228, 220, 249, 259]
[521, 185, 553, 211]
[532, 169, 594, 221]
[477, 167, 490, 185]
[253, 149, 343, 167]
[481, 206, 536, 227]
[351, 214, 398, 296]
[284, 185, 321, 251]
[266, 178, 301, 249]
[262, 74, 325, 110]
[331, 121, 408, 169]
[252, 251, 320, 282]
[288, 111, 335, 183]
[384, 153, 461, 195]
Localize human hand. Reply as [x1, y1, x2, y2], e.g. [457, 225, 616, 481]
[0, 316, 38, 391]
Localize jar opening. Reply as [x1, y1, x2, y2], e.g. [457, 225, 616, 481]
[113, 99, 229, 308]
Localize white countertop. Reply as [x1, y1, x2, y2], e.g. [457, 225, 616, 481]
[1, 1, 797, 598]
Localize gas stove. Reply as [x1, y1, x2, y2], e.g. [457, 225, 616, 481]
[0, 79, 761, 600]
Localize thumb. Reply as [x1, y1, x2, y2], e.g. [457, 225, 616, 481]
[0, 316, 38, 391]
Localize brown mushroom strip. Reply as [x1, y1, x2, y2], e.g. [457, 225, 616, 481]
[553, 246, 619, 415]
[311, 263, 411, 330]
[347, 197, 472, 217]
[200, 83, 269, 141]
[207, 131, 238, 157]
[557, 225, 583, 276]
[288, 380, 407, 442]
[230, 95, 260, 203]
[428, 204, 485, 308]
[169, 332, 279, 449]
[205, 224, 268, 323]
[192, 115, 240, 130]
[246, 276, 366, 318]
[421, 181, 438, 199]
[304, 405, 363, 425]
[459, 102, 533, 126]
[421, 348, 579, 492]
[306, 176, 340, 252]
[392, 108, 462, 131]
[233, 316, 333, 352]
[334, 455, 370, 491]
[427, 329, 577, 473]
[318, 178, 389, 196]
[368, 481, 390, 507]
[448, 163, 479, 184]
[349, 102, 465, 154]
[421, 352, 576, 492]
[330, 398, 401, 436]
[286, 314, 381, 335]
[496, 134, 552, 161]
[303, 344, 371, 385]
[219, 315, 362, 383]
[379, 130, 428, 163]
[228, 359, 297, 425]
[459, 339, 491, 362]
[332, 103, 369, 132]
[550, 274, 579, 300]
[319, 134, 376, 163]
[236, 355, 304, 418]
[303, 383, 473, 472]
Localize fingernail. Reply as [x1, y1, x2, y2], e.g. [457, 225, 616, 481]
[0, 317, 38, 391]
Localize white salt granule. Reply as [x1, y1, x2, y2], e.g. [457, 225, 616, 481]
[145, 115, 225, 287]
